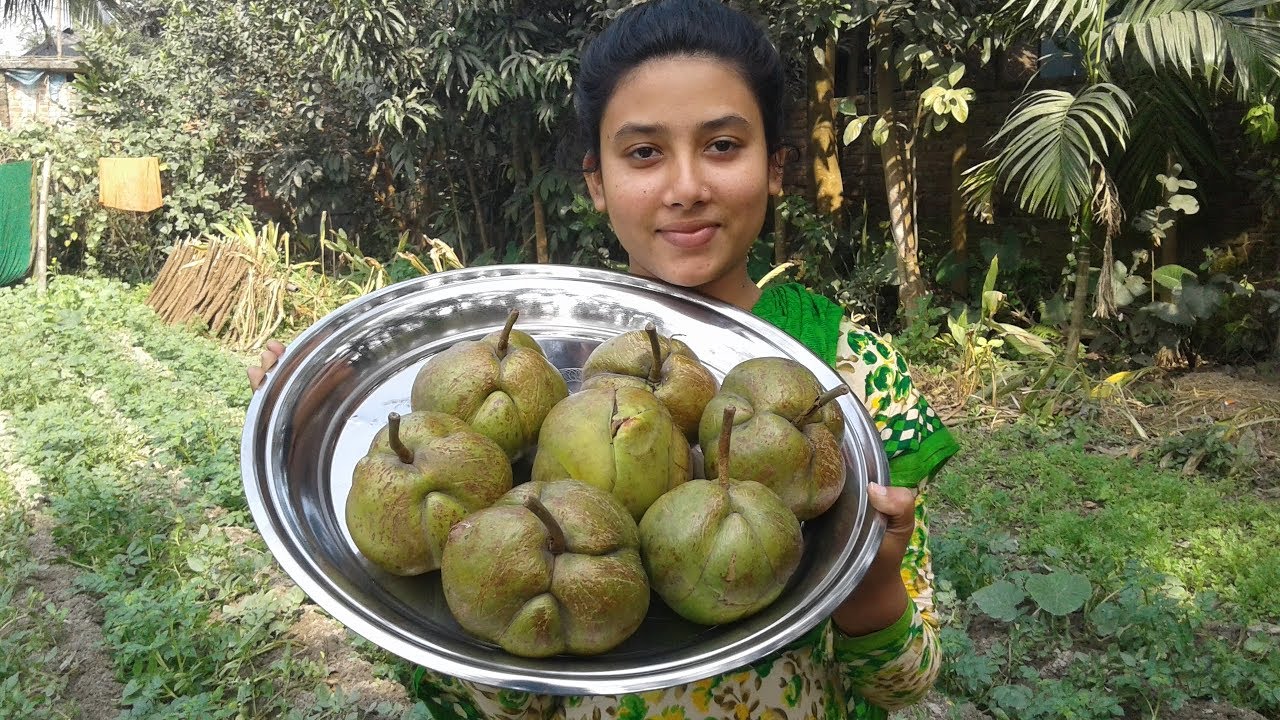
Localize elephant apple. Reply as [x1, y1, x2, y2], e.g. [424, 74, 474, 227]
[699, 357, 849, 521]
[346, 411, 512, 575]
[640, 407, 803, 625]
[412, 309, 568, 460]
[532, 386, 691, 520]
[581, 323, 717, 440]
[440, 480, 649, 657]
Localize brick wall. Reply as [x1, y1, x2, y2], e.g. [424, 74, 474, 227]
[1, 72, 76, 129]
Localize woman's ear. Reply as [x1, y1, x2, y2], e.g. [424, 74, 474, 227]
[583, 153, 607, 213]
[768, 149, 785, 197]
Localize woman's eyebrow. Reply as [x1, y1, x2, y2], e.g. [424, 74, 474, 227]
[700, 114, 750, 133]
[611, 114, 751, 143]
[612, 122, 663, 143]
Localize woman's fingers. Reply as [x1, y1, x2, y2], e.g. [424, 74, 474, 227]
[866, 483, 917, 540]
[247, 365, 267, 390]
[247, 341, 287, 391]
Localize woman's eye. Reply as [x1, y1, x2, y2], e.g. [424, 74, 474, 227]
[710, 139, 737, 153]
[629, 146, 659, 161]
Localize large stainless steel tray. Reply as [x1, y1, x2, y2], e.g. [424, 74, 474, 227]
[241, 264, 888, 696]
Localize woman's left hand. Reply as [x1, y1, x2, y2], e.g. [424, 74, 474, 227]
[831, 483, 917, 636]
[865, 483, 918, 568]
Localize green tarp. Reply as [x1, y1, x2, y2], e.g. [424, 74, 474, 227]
[0, 161, 34, 287]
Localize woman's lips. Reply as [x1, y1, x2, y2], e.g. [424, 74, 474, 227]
[657, 224, 718, 248]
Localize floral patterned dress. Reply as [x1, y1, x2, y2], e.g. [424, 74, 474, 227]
[409, 283, 957, 720]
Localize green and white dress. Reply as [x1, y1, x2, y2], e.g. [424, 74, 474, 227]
[410, 282, 958, 720]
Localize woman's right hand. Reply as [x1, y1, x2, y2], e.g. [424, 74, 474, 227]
[246, 340, 287, 390]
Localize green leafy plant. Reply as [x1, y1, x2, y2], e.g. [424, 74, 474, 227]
[967, 0, 1280, 367]
[0, 277, 354, 716]
[941, 257, 1057, 401]
[971, 571, 1092, 621]
[1153, 420, 1267, 479]
[1242, 102, 1278, 145]
[0, 477, 74, 720]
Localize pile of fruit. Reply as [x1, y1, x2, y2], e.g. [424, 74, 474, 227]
[345, 310, 850, 658]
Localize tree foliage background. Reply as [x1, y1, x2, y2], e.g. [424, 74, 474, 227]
[1, 0, 1277, 363]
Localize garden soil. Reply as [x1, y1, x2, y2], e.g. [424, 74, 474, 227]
[1129, 368, 1280, 490]
[25, 508, 126, 718]
[3, 412, 125, 719]
[3, 407, 411, 719]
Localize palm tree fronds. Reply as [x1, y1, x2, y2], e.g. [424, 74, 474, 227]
[1, 0, 119, 29]
[986, 84, 1135, 220]
[1000, 0, 1103, 37]
[1106, 0, 1280, 99]
[960, 158, 999, 224]
[1114, 72, 1223, 205]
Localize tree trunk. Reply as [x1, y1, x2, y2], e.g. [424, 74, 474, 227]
[874, 33, 927, 309]
[55, 0, 64, 56]
[462, 160, 490, 256]
[530, 142, 550, 264]
[950, 122, 969, 297]
[509, 135, 529, 263]
[443, 163, 468, 265]
[808, 30, 844, 215]
[1064, 214, 1094, 367]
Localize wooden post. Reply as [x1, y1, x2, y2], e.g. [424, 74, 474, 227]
[55, 0, 66, 57]
[35, 154, 51, 295]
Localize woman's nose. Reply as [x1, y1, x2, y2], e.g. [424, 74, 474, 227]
[662, 156, 710, 209]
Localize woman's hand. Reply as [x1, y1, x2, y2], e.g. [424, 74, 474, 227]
[831, 483, 917, 637]
[864, 483, 919, 571]
[246, 340, 287, 390]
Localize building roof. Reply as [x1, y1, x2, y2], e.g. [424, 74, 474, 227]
[23, 29, 83, 58]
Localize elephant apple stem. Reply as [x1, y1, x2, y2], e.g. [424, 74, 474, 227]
[386, 412, 414, 465]
[644, 322, 663, 384]
[522, 496, 566, 554]
[795, 386, 850, 427]
[495, 310, 520, 357]
[717, 406, 736, 487]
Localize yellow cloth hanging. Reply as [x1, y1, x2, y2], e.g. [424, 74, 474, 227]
[98, 157, 163, 212]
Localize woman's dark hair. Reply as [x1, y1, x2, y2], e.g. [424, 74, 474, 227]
[573, 0, 786, 161]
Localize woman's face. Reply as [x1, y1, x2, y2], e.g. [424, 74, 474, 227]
[584, 56, 781, 295]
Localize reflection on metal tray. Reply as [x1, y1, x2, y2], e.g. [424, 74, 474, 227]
[241, 264, 888, 696]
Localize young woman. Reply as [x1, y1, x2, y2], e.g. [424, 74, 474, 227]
[250, 1, 957, 716]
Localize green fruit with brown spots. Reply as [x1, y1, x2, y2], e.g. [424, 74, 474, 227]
[532, 386, 692, 521]
[639, 407, 803, 625]
[440, 480, 650, 657]
[345, 411, 512, 576]
[699, 357, 848, 521]
[411, 309, 569, 460]
[580, 323, 718, 441]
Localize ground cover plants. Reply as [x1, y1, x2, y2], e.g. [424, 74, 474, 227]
[925, 426, 1280, 719]
[0, 277, 428, 719]
[1, 276, 1277, 719]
